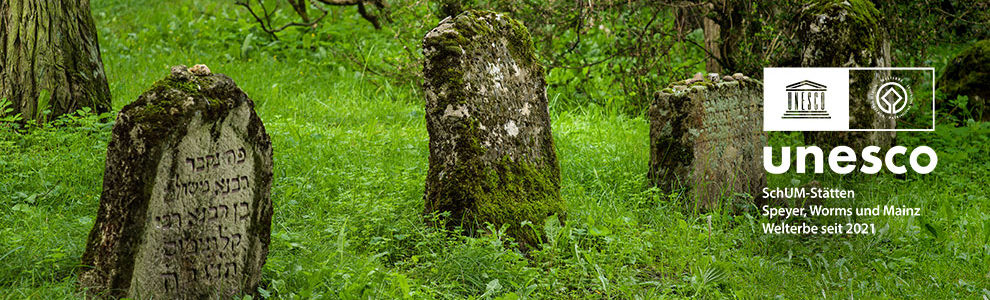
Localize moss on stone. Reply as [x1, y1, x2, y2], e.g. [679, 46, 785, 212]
[799, 0, 894, 149]
[473, 157, 563, 245]
[938, 40, 990, 120]
[423, 10, 562, 249]
[122, 67, 244, 144]
[659, 73, 756, 97]
[127, 77, 195, 142]
[801, 0, 883, 67]
[429, 154, 562, 247]
[939, 40, 990, 98]
[690, 80, 715, 89]
[425, 108, 562, 247]
[422, 10, 542, 107]
[648, 75, 767, 210]
[808, 0, 879, 27]
[81, 65, 271, 298]
[454, 11, 537, 69]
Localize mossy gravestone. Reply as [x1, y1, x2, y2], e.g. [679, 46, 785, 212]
[422, 11, 563, 247]
[648, 73, 766, 209]
[80, 65, 273, 298]
[938, 40, 990, 121]
[797, 0, 894, 150]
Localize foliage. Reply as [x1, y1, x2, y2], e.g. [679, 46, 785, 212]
[1, 0, 989, 298]
[471, 0, 708, 115]
[233, 0, 711, 115]
[0, 98, 23, 125]
[702, 0, 806, 75]
[874, 0, 990, 63]
[671, 0, 990, 78]
[234, 0, 390, 37]
[225, 0, 990, 116]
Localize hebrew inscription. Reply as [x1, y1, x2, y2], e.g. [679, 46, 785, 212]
[648, 74, 766, 209]
[80, 65, 272, 298]
[130, 114, 257, 296]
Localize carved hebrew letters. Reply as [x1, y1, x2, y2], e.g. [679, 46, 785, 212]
[648, 77, 766, 209]
[138, 139, 256, 295]
[80, 66, 272, 298]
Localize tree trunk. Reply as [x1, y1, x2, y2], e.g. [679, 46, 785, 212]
[702, 2, 722, 74]
[1, 0, 111, 122]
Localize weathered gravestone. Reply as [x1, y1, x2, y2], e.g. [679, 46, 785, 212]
[80, 65, 273, 298]
[422, 11, 564, 247]
[796, 0, 894, 150]
[648, 73, 766, 209]
[937, 39, 990, 121]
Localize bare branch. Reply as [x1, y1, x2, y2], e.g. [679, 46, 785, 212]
[236, 0, 388, 39]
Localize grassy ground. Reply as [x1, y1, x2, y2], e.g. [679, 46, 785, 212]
[1, 0, 988, 298]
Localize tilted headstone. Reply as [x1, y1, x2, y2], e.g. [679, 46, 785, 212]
[648, 73, 766, 209]
[80, 65, 273, 298]
[937, 39, 990, 121]
[422, 11, 564, 247]
[796, 0, 894, 150]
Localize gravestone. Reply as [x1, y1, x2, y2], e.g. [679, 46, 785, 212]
[937, 39, 990, 121]
[80, 65, 273, 298]
[796, 0, 894, 150]
[648, 73, 766, 209]
[422, 11, 564, 247]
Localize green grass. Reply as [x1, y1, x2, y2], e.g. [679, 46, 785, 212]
[1, 0, 988, 298]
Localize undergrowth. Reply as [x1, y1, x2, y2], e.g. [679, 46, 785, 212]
[0, 0, 987, 298]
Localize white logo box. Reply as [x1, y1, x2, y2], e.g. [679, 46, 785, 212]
[763, 67, 935, 132]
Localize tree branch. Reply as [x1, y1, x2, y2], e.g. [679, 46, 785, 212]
[235, 0, 387, 39]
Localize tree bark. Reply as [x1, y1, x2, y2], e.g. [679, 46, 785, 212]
[1, 0, 111, 122]
[702, 2, 722, 74]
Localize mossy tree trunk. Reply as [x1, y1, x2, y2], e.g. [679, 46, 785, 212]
[1, 0, 111, 122]
[702, 2, 722, 73]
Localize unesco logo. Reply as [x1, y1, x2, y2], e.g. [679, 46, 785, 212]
[764, 67, 934, 131]
[868, 75, 914, 120]
[782, 80, 832, 119]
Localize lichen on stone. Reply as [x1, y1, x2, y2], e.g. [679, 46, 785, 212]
[423, 10, 563, 248]
[80, 65, 272, 298]
[797, 0, 895, 149]
[798, 0, 885, 68]
[648, 73, 766, 210]
[658, 72, 758, 97]
[124, 65, 247, 143]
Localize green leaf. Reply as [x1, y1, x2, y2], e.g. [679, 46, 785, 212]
[241, 32, 255, 59]
[494, 292, 520, 300]
[478, 278, 501, 298]
[918, 217, 943, 240]
[36, 89, 50, 122]
[983, 219, 990, 244]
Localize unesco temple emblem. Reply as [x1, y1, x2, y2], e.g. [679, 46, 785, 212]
[782, 80, 831, 119]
